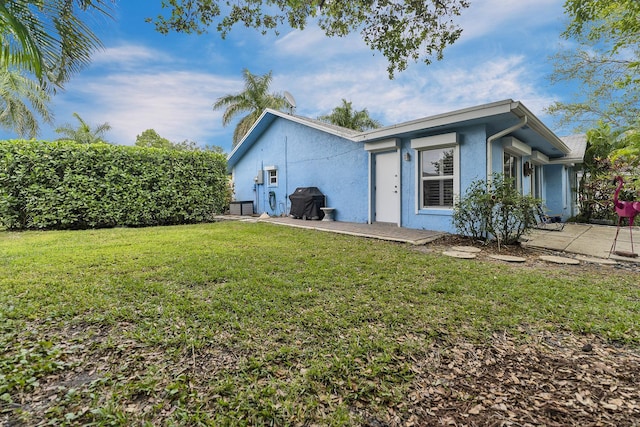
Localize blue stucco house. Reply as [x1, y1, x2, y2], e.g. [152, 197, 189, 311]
[227, 99, 586, 234]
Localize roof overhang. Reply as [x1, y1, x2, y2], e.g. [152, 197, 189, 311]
[503, 136, 532, 157]
[355, 99, 570, 157]
[355, 100, 518, 141]
[530, 150, 550, 165]
[227, 100, 574, 170]
[549, 157, 582, 166]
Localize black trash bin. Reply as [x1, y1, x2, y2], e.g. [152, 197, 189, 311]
[289, 187, 325, 220]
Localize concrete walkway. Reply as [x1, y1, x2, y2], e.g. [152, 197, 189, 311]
[521, 222, 640, 264]
[261, 216, 446, 245]
[217, 215, 640, 264]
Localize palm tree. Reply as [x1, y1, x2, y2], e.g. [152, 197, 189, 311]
[55, 112, 111, 144]
[0, 68, 53, 138]
[213, 69, 288, 147]
[0, 0, 112, 91]
[319, 99, 382, 131]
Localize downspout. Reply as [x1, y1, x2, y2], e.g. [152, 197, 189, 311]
[486, 115, 528, 183]
[367, 151, 373, 224]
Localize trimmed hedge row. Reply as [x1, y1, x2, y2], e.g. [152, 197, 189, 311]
[0, 140, 230, 230]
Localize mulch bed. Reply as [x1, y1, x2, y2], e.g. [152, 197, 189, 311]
[396, 235, 640, 426]
[370, 331, 640, 426]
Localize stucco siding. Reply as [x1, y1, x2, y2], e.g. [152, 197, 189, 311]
[232, 118, 369, 221]
[399, 125, 488, 233]
[542, 164, 566, 217]
[229, 104, 583, 233]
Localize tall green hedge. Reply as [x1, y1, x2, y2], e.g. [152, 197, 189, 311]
[0, 140, 230, 230]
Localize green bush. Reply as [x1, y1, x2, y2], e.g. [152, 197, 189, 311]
[452, 174, 539, 245]
[0, 140, 230, 230]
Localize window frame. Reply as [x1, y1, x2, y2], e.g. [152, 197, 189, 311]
[503, 152, 521, 191]
[264, 166, 278, 187]
[411, 133, 460, 211]
[267, 169, 278, 187]
[530, 164, 542, 199]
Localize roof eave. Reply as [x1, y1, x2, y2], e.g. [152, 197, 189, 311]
[227, 109, 274, 169]
[354, 99, 517, 142]
[549, 157, 584, 165]
[355, 100, 571, 155]
[511, 102, 570, 154]
[259, 109, 359, 140]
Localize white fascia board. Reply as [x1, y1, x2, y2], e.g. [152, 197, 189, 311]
[530, 150, 549, 165]
[550, 157, 583, 165]
[502, 136, 532, 157]
[364, 138, 400, 152]
[411, 132, 458, 149]
[227, 108, 359, 168]
[227, 109, 273, 160]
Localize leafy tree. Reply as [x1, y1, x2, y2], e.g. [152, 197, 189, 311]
[135, 129, 174, 149]
[0, 0, 112, 91]
[213, 69, 288, 147]
[55, 112, 111, 144]
[571, 122, 639, 223]
[318, 99, 382, 131]
[575, 124, 618, 222]
[136, 129, 224, 152]
[610, 122, 640, 169]
[0, 68, 52, 138]
[174, 139, 199, 151]
[202, 143, 225, 153]
[147, 0, 470, 77]
[549, 0, 640, 222]
[564, 0, 639, 54]
[548, 0, 640, 130]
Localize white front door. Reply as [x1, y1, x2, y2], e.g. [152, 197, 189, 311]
[375, 151, 400, 224]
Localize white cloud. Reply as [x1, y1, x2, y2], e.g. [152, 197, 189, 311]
[275, 53, 555, 129]
[457, 0, 565, 42]
[23, 1, 569, 152]
[274, 27, 365, 59]
[91, 44, 172, 68]
[266, 0, 565, 127]
[58, 71, 240, 147]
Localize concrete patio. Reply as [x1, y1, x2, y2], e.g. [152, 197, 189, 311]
[521, 222, 640, 264]
[262, 216, 446, 245]
[217, 215, 640, 265]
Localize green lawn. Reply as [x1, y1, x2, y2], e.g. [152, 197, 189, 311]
[1, 222, 638, 425]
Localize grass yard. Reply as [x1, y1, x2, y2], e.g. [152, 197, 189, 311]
[1, 221, 639, 426]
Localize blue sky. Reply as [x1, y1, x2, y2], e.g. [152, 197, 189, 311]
[4, 0, 575, 153]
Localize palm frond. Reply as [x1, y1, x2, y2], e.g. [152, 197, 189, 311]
[54, 112, 110, 143]
[1, 0, 113, 90]
[0, 68, 52, 138]
[214, 68, 290, 145]
[319, 98, 382, 131]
